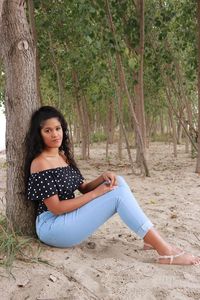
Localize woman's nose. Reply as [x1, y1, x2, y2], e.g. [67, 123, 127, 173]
[51, 130, 58, 137]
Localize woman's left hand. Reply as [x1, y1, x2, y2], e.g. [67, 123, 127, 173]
[102, 171, 118, 187]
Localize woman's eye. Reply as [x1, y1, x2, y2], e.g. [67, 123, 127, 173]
[56, 127, 62, 131]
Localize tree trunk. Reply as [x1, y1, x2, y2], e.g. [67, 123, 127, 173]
[118, 89, 123, 160]
[196, 0, 200, 173]
[116, 84, 136, 174]
[105, 0, 150, 176]
[177, 112, 184, 145]
[160, 112, 164, 136]
[107, 98, 115, 144]
[108, 56, 136, 169]
[184, 123, 190, 154]
[49, 32, 65, 109]
[0, 0, 39, 235]
[168, 108, 177, 157]
[106, 97, 115, 158]
[162, 71, 198, 152]
[72, 71, 89, 159]
[68, 120, 74, 155]
[82, 93, 90, 158]
[135, 0, 147, 165]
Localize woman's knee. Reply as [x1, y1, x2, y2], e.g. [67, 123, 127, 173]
[117, 175, 128, 187]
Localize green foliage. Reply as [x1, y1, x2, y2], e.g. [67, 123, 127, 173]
[0, 214, 40, 268]
[30, 0, 199, 143]
[151, 133, 172, 143]
[91, 131, 107, 143]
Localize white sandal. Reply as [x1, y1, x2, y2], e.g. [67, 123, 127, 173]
[158, 251, 186, 264]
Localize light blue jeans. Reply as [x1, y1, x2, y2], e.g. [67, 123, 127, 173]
[36, 176, 153, 247]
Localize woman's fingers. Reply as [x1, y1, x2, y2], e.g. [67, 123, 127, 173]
[102, 171, 118, 187]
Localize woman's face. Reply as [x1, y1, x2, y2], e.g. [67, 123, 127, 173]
[40, 117, 63, 149]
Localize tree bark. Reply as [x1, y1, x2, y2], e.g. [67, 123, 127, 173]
[0, 0, 39, 235]
[196, 0, 200, 173]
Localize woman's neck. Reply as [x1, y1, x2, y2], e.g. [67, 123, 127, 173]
[42, 148, 60, 157]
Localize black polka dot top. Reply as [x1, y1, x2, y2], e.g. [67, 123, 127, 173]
[27, 166, 84, 216]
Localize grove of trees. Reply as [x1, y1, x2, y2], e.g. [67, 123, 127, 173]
[0, 0, 199, 234]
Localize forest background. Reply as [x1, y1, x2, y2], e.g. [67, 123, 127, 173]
[0, 0, 200, 240]
[0, 1, 200, 299]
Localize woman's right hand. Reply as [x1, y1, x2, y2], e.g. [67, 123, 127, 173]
[93, 182, 117, 198]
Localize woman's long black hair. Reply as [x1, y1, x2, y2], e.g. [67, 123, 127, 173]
[24, 106, 78, 192]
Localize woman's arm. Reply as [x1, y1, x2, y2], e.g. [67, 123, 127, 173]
[44, 183, 116, 215]
[78, 175, 104, 193]
[78, 171, 118, 193]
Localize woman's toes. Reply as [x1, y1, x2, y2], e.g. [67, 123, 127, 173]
[158, 252, 200, 265]
[193, 257, 200, 265]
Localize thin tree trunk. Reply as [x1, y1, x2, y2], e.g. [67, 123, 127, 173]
[72, 71, 89, 159]
[184, 122, 190, 153]
[77, 98, 87, 159]
[135, 0, 147, 165]
[160, 112, 164, 136]
[166, 61, 197, 152]
[177, 109, 183, 145]
[82, 93, 90, 158]
[107, 98, 115, 144]
[168, 108, 177, 157]
[0, 0, 39, 235]
[108, 56, 135, 170]
[116, 84, 136, 174]
[117, 54, 149, 175]
[161, 70, 198, 152]
[174, 61, 194, 137]
[105, 0, 150, 176]
[106, 97, 115, 158]
[118, 91, 123, 160]
[68, 120, 74, 155]
[107, 56, 123, 159]
[48, 32, 64, 109]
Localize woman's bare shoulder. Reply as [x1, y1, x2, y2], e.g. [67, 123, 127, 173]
[30, 155, 51, 174]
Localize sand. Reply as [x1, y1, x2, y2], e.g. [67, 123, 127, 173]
[0, 142, 200, 300]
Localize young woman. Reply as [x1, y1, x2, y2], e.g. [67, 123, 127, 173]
[24, 106, 200, 265]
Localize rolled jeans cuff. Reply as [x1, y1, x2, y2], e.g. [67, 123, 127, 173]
[136, 220, 154, 238]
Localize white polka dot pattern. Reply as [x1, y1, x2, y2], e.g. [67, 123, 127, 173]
[27, 166, 84, 215]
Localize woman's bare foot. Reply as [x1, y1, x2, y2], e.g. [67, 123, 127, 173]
[143, 242, 200, 265]
[143, 228, 200, 265]
[158, 248, 200, 265]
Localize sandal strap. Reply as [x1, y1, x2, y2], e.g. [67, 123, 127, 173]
[158, 251, 185, 264]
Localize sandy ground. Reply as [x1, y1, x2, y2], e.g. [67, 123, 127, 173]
[0, 142, 200, 300]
